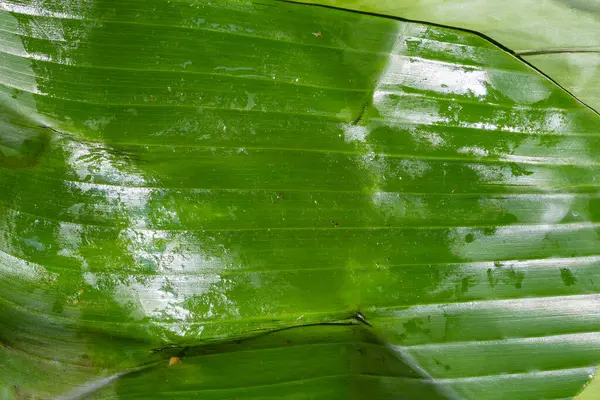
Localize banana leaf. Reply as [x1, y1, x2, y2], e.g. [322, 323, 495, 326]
[287, 0, 600, 112]
[1, 0, 600, 399]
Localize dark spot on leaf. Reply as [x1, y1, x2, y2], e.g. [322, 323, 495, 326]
[560, 268, 576, 286]
[506, 267, 525, 289]
[509, 163, 534, 177]
[488, 264, 524, 288]
[52, 298, 64, 314]
[461, 276, 471, 293]
[403, 317, 430, 335]
[465, 233, 474, 243]
[483, 227, 496, 236]
[12, 88, 24, 99]
[487, 268, 496, 287]
[501, 213, 518, 224]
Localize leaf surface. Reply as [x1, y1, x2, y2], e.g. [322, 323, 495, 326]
[1, 0, 600, 399]
[286, 0, 600, 111]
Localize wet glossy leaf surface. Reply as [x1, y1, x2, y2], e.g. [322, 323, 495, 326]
[1, 0, 600, 399]
[288, 0, 600, 112]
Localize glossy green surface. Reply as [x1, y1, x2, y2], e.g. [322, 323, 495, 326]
[287, 0, 600, 112]
[1, 0, 600, 399]
[525, 53, 600, 115]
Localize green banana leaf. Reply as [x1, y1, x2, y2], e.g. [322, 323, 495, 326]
[1, 0, 600, 399]
[287, 0, 600, 112]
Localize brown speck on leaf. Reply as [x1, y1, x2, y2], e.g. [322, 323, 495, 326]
[277, 193, 285, 199]
[78, 289, 85, 295]
[80, 354, 94, 367]
[284, 340, 290, 345]
[169, 356, 181, 366]
[312, 31, 322, 38]
[451, 189, 456, 193]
